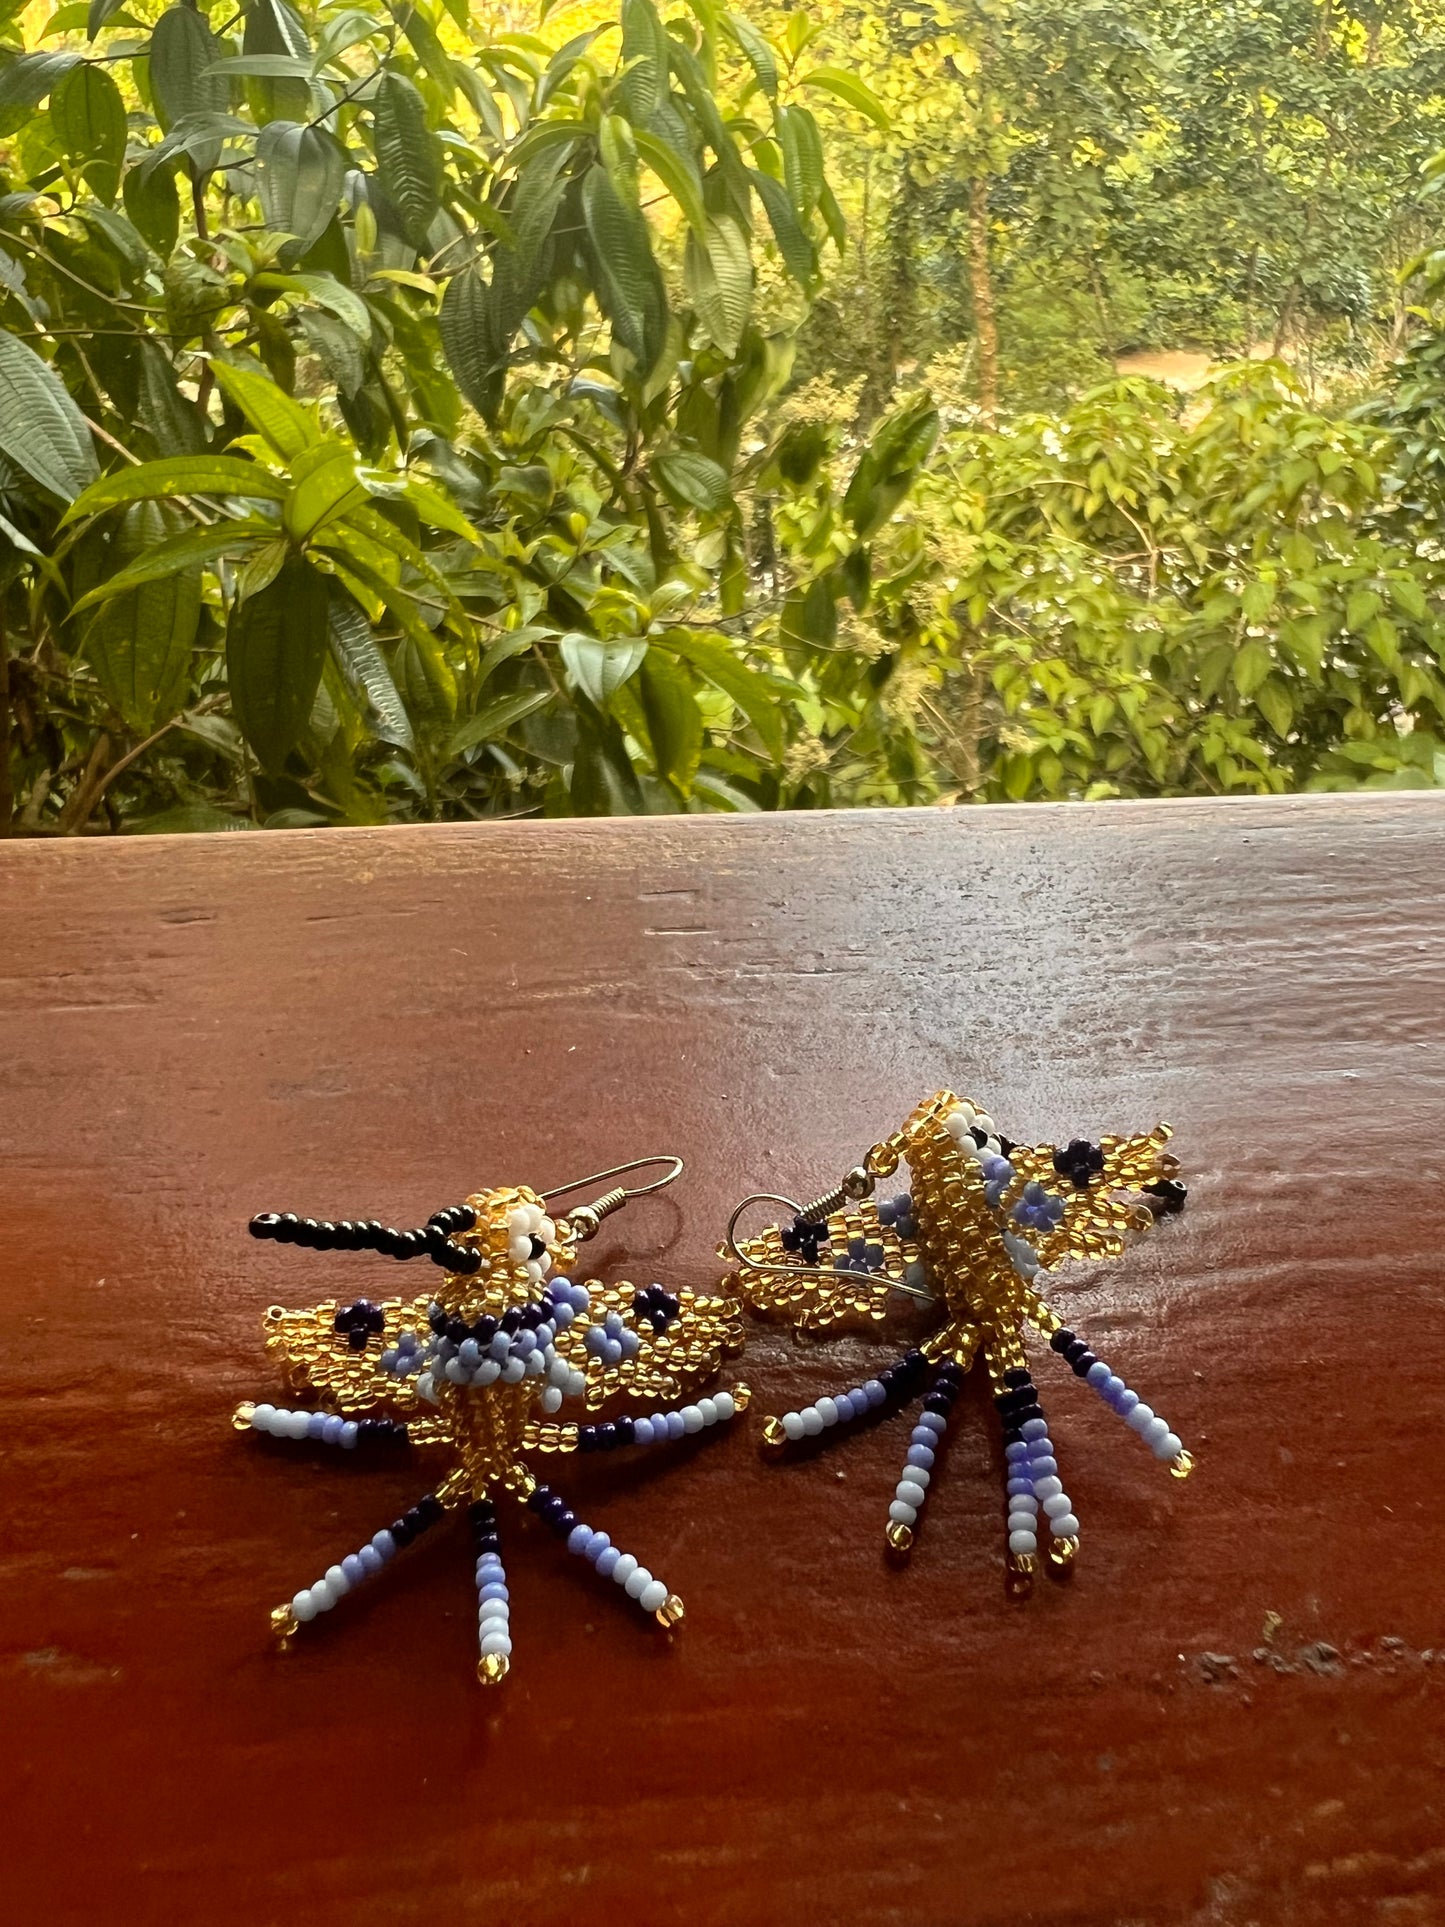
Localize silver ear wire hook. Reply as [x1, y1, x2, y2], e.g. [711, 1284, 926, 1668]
[724, 1189, 936, 1303]
[543, 1155, 685, 1242]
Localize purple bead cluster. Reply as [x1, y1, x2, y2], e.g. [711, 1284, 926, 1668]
[530, 1481, 671, 1615]
[333, 1297, 386, 1351]
[1053, 1138, 1106, 1189]
[377, 1281, 589, 1400]
[875, 1192, 917, 1239]
[631, 1283, 681, 1332]
[583, 1307, 641, 1365]
[779, 1214, 829, 1264]
[979, 1152, 1016, 1209]
[1011, 1179, 1067, 1235]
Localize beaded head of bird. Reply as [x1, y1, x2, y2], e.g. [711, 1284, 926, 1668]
[724, 1090, 1192, 1598]
[238, 1158, 748, 1683]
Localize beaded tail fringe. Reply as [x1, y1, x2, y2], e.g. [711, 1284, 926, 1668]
[736, 1089, 1196, 1595]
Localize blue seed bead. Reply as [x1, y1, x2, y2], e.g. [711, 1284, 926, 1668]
[1007, 1475, 1034, 1497]
[633, 1417, 654, 1445]
[304, 1411, 326, 1440]
[1030, 1454, 1059, 1478]
[864, 1379, 887, 1407]
[341, 1554, 365, 1587]
[596, 1546, 621, 1577]
[459, 1338, 481, 1369]
[833, 1255, 850, 1272]
[877, 1199, 896, 1227]
[480, 1582, 508, 1602]
[906, 1444, 935, 1470]
[909, 1425, 936, 1448]
[358, 1545, 383, 1578]
[372, 1530, 397, 1560]
[833, 1394, 855, 1423]
[340, 1422, 359, 1449]
[567, 1523, 591, 1555]
[918, 1411, 947, 1436]
[665, 1412, 685, 1440]
[584, 1530, 610, 1561]
[893, 1193, 912, 1215]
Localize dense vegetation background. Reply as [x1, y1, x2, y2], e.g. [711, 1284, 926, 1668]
[0, 0, 1442, 832]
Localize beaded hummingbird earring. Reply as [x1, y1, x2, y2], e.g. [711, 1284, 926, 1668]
[237, 1157, 748, 1683]
[724, 1091, 1192, 1597]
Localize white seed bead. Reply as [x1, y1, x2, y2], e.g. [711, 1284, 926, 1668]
[1042, 1492, 1073, 1520]
[680, 1405, 703, 1434]
[906, 1464, 931, 1488]
[1033, 1474, 1063, 1500]
[508, 1235, 531, 1262]
[286, 1409, 312, 1440]
[973, 1113, 996, 1136]
[291, 1589, 318, 1623]
[309, 1579, 335, 1613]
[506, 1206, 531, 1233]
[624, 1565, 652, 1600]
[815, 1396, 838, 1427]
[541, 1385, 563, 1413]
[612, 1553, 638, 1586]
[251, 1403, 276, 1432]
[479, 1629, 512, 1656]
[713, 1391, 735, 1421]
[1051, 1514, 1080, 1538]
[896, 1480, 927, 1508]
[1142, 1415, 1172, 1447]
[781, 1411, 805, 1441]
[1126, 1403, 1155, 1433]
[1007, 1512, 1036, 1535]
[324, 1563, 349, 1597]
[800, 1407, 823, 1437]
[697, 1397, 718, 1426]
[1154, 1431, 1183, 1460]
[640, 1579, 668, 1613]
[479, 1597, 508, 1622]
[1008, 1529, 1037, 1555]
[889, 1499, 918, 1525]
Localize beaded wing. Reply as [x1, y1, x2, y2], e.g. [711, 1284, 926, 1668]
[729, 1089, 1192, 1596]
[239, 1181, 746, 1682]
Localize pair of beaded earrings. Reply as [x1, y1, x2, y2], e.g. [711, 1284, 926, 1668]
[236, 1088, 1191, 1683]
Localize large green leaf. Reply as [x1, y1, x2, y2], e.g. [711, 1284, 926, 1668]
[71, 521, 275, 610]
[581, 164, 668, 374]
[724, 11, 778, 101]
[778, 104, 824, 219]
[0, 52, 80, 134]
[242, 0, 312, 124]
[51, 63, 126, 204]
[559, 632, 648, 705]
[799, 65, 890, 129]
[0, 328, 98, 502]
[634, 127, 706, 235]
[211, 359, 318, 459]
[228, 555, 330, 771]
[684, 215, 752, 357]
[439, 265, 502, 419]
[448, 685, 553, 755]
[329, 591, 414, 752]
[84, 500, 201, 733]
[653, 446, 731, 513]
[619, 0, 669, 123]
[658, 627, 788, 760]
[123, 154, 180, 256]
[637, 651, 702, 792]
[136, 341, 207, 456]
[282, 440, 365, 540]
[749, 169, 817, 290]
[66, 456, 287, 522]
[256, 121, 346, 259]
[372, 71, 442, 251]
[149, 7, 230, 133]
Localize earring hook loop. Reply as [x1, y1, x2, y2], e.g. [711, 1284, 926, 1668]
[542, 1154, 684, 1205]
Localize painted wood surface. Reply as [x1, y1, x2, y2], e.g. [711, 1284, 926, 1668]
[2, 793, 1442, 1926]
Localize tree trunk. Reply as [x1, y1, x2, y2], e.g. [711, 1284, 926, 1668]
[968, 177, 999, 424]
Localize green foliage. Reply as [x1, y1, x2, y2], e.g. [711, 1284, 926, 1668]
[1, 0, 1444, 835]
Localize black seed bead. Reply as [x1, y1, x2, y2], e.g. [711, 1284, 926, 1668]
[1003, 1366, 1032, 1389]
[551, 1507, 577, 1537]
[501, 1308, 523, 1334]
[455, 1205, 476, 1231]
[922, 1393, 950, 1416]
[1015, 1402, 1044, 1428]
[528, 1235, 547, 1259]
[274, 1213, 300, 1242]
[249, 1213, 281, 1239]
[1070, 1350, 1098, 1378]
[332, 1306, 348, 1333]
[417, 1494, 444, 1527]
[1063, 1339, 1089, 1364]
[577, 1426, 597, 1453]
[615, 1416, 634, 1444]
[903, 1349, 930, 1375]
[348, 1327, 367, 1351]
[444, 1317, 465, 1346]
[595, 1421, 617, 1450]
[294, 1218, 319, 1246]
[1050, 1328, 1076, 1353]
[428, 1302, 446, 1334]
[360, 1220, 384, 1245]
[389, 1517, 414, 1548]
[526, 1484, 551, 1512]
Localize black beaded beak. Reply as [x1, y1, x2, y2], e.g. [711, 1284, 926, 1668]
[249, 1203, 484, 1272]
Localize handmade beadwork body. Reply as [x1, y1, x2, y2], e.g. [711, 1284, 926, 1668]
[730, 1089, 1191, 1594]
[238, 1179, 746, 1681]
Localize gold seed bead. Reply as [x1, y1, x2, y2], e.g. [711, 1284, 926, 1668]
[1005, 1554, 1037, 1600]
[731, 1382, 752, 1411]
[761, 1415, 786, 1451]
[1170, 1449, 1196, 1480]
[232, 1402, 256, 1432]
[885, 1519, 914, 1554]
[477, 1653, 510, 1686]
[1047, 1535, 1078, 1573]
[270, 1604, 298, 1643]
[655, 1593, 685, 1628]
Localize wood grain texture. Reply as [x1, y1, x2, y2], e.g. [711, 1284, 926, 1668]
[2, 793, 1442, 1927]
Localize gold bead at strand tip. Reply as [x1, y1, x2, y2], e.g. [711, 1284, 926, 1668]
[885, 1519, 914, 1554]
[654, 1593, 685, 1628]
[477, 1653, 510, 1685]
